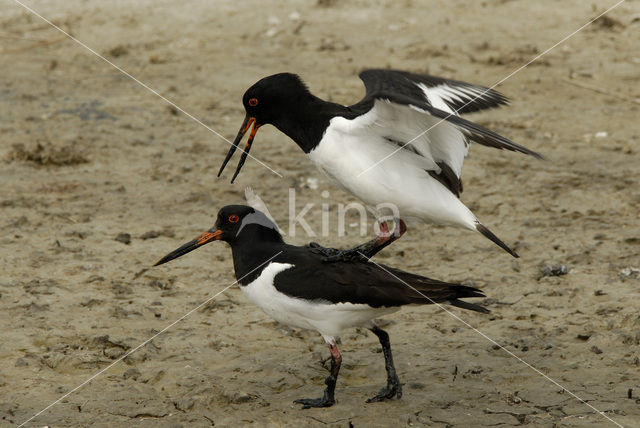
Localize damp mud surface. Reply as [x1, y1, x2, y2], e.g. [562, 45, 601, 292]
[1, 1, 639, 426]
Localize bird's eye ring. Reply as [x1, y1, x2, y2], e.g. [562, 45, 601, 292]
[228, 214, 240, 223]
[248, 97, 258, 107]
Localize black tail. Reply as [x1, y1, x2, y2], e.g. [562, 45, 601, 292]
[449, 284, 490, 314]
[431, 109, 545, 160]
[383, 266, 490, 313]
[475, 223, 519, 258]
[450, 299, 490, 314]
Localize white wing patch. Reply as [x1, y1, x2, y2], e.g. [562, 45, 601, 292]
[417, 82, 490, 115]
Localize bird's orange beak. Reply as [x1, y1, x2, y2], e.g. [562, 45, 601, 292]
[153, 229, 223, 266]
[218, 115, 261, 183]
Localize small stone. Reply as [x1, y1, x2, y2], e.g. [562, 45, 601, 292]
[140, 229, 174, 240]
[115, 233, 131, 245]
[620, 267, 640, 278]
[590, 346, 603, 355]
[232, 393, 258, 403]
[140, 230, 161, 240]
[540, 265, 568, 277]
[149, 54, 166, 64]
[109, 45, 128, 57]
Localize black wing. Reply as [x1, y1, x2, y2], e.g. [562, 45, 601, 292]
[357, 69, 508, 114]
[273, 246, 489, 314]
[350, 68, 542, 159]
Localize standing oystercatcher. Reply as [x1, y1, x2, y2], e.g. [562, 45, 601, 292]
[218, 69, 543, 258]
[154, 205, 489, 408]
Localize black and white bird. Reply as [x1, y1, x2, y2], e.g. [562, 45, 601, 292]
[218, 69, 543, 258]
[154, 205, 489, 408]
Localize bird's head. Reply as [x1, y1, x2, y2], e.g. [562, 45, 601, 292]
[218, 73, 312, 182]
[153, 205, 282, 266]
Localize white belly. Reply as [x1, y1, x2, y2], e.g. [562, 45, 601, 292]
[240, 262, 397, 339]
[308, 123, 477, 228]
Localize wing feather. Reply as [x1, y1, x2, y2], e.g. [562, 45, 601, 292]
[274, 248, 488, 312]
[358, 69, 509, 114]
[347, 69, 543, 180]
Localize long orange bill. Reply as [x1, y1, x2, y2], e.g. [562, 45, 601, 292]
[218, 115, 260, 182]
[231, 119, 260, 183]
[153, 229, 223, 266]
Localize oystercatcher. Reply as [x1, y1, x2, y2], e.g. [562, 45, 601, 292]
[218, 69, 543, 258]
[154, 205, 489, 408]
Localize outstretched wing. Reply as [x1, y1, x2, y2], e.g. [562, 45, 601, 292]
[358, 69, 510, 114]
[343, 69, 541, 195]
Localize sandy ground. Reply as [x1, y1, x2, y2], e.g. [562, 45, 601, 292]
[1, 0, 639, 426]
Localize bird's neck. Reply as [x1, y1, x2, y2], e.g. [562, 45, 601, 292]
[274, 96, 349, 153]
[228, 227, 286, 285]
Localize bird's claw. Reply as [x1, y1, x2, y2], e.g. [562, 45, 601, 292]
[366, 379, 402, 403]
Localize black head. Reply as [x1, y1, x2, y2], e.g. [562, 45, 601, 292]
[153, 205, 282, 266]
[241, 73, 310, 124]
[217, 73, 319, 183]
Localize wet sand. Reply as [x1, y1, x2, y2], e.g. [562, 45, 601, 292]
[1, 0, 639, 426]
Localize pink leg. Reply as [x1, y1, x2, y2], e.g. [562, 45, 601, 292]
[294, 342, 342, 408]
[375, 218, 407, 246]
[317, 219, 407, 262]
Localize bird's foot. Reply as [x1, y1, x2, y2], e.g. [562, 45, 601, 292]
[318, 222, 395, 262]
[311, 219, 406, 263]
[307, 242, 365, 262]
[366, 378, 402, 403]
[294, 396, 335, 409]
[321, 248, 369, 263]
[307, 242, 343, 259]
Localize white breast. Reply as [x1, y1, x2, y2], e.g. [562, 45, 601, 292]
[308, 115, 477, 228]
[240, 262, 397, 340]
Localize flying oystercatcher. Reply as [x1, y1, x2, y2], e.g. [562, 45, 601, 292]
[154, 205, 489, 408]
[218, 69, 543, 258]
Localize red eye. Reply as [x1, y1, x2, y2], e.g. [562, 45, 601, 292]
[248, 97, 258, 107]
[228, 214, 239, 223]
